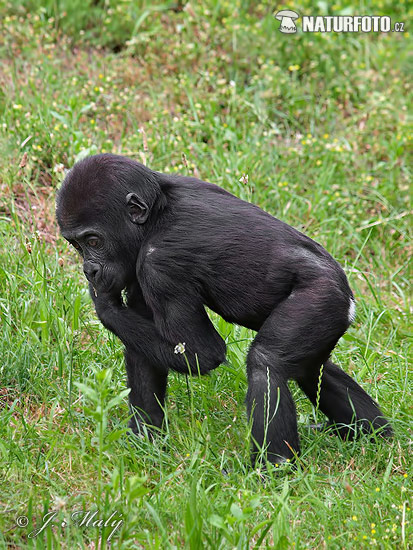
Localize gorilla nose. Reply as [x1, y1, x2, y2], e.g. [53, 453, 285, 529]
[83, 261, 100, 281]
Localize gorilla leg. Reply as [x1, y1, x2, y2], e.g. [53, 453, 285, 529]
[246, 352, 299, 465]
[246, 281, 350, 465]
[125, 348, 168, 436]
[297, 358, 392, 439]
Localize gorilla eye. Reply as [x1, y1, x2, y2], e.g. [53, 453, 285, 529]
[72, 241, 81, 250]
[87, 238, 99, 247]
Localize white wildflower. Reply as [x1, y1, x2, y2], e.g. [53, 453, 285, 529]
[239, 173, 249, 185]
[174, 342, 186, 354]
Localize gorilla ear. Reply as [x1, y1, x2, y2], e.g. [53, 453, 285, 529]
[126, 193, 149, 224]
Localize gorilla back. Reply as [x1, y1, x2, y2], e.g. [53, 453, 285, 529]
[56, 153, 392, 466]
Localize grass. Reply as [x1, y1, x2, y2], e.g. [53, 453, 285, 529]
[0, 0, 411, 548]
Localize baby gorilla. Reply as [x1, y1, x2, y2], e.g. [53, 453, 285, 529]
[56, 154, 392, 465]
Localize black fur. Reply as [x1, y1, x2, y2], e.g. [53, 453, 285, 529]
[56, 154, 392, 465]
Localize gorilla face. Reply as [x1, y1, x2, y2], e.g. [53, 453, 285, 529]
[59, 223, 137, 295]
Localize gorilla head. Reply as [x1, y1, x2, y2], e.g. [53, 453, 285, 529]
[56, 154, 166, 294]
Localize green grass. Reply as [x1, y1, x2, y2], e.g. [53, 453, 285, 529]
[0, 0, 411, 548]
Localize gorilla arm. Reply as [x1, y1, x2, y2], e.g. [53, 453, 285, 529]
[89, 283, 226, 375]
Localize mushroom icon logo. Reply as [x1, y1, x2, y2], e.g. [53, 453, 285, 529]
[274, 9, 299, 33]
